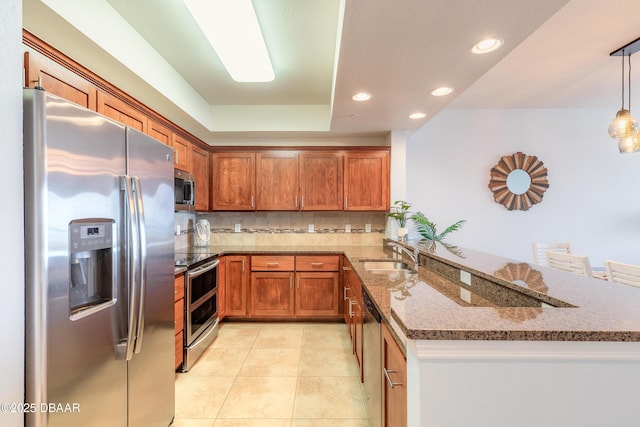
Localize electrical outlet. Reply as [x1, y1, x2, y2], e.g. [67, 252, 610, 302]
[365, 224, 371, 233]
[345, 224, 351, 233]
[460, 270, 472, 286]
[234, 223, 241, 233]
[308, 224, 315, 233]
[460, 288, 471, 303]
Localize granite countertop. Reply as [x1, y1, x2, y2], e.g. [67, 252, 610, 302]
[186, 241, 640, 343]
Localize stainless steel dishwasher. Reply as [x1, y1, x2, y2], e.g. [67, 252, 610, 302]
[362, 286, 382, 427]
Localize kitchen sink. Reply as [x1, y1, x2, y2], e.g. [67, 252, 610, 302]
[360, 259, 416, 274]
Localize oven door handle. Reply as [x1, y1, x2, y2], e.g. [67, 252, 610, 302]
[187, 259, 219, 279]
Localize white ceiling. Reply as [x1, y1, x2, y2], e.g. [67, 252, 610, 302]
[21, 0, 640, 143]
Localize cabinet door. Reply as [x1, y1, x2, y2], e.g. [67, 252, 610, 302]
[147, 120, 172, 146]
[225, 255, 250, 316]
[382, 323, 407, 427]
[250, 272, 295, 317]
[344, 150, 390, 211]
[256, 151, 299, 210]
[171, 133, 192, 172]
[192, 145, 210, 211]
[211, 152, 256, 210]
[24, 51, 97, 110]
[299, 151, 343, 210]
[97, 91, 147, 132]
[295, 272, 339, 316]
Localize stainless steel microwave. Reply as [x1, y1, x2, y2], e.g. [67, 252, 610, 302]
[174, 169, 195, 212]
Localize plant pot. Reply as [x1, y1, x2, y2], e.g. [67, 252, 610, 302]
[396, 227, 408, 241]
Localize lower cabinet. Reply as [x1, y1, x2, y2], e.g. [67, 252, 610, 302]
[224, 255, 250, 316]
[295, 255, 340, 317]
[174, 273, 185, 370]
[382, 322, 407, 427]
[250, 271, 295, 316]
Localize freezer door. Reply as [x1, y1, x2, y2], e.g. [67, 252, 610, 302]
[125, 128, 175, 427]
[24, 89, 128, 427]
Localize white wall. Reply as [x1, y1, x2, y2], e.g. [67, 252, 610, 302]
[0, 0, 25, 426]
[407, 108, 640, 267]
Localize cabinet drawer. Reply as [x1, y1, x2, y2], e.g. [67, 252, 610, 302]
[174, 274, 184, 302]
[296, 255, 339, 271]
[251, 255, 295, 271]
[174, 298, 183, 335]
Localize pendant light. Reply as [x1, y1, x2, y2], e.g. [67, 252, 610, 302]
[609, 39, 640, 153]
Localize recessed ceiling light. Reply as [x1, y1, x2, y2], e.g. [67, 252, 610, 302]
[409, 112, 426, 119]
[352, 92, 372, 101]
[431, 87, 453, 97]
[471, 38, 504, 54]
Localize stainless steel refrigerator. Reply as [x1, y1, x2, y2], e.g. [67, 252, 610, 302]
[23, 89, 175, 427]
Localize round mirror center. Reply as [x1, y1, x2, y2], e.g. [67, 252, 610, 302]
[506, 169, 531, 195]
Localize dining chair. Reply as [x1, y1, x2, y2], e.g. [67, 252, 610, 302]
[546, 251, 593, 277]
[604, 260, 640, 288]
[532, 242, 571, 267]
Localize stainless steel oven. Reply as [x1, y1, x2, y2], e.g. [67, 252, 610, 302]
[183, 257, 219, 371]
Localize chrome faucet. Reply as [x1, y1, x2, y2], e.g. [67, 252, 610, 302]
[387, 242, 420, 268]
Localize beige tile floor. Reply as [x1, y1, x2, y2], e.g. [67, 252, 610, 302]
[173, 322, 369, 427]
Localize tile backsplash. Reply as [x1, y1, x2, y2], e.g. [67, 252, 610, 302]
[175, 211, 387, 250]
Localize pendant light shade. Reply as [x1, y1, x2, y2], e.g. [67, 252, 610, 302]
[608, 109, 639, 138]
[609, 40, 640, 153]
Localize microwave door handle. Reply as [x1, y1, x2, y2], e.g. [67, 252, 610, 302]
[188, 180, 195, 205]
[121, 176, 139, 361]
[133, 176, 146, 354]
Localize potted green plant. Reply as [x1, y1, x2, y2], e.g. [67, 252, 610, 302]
[412, 211, 466, 242]
[388, 200, 412, 241]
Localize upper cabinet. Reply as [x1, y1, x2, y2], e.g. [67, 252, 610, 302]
[256, 151, 299, 210]
[210, 148, 389, 212]
[147, 120, 172, 146]
[24, 51, 97, 110]
[191, 144, 209, 211]
[210, 152, 256, 211]
[171, 133, 192, 172]
[344, 150, 390, 211]
[299, 151, 344, 211]
[97, 91, 147, 133]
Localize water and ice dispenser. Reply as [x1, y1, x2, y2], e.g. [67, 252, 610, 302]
[68, 219, 115, 319]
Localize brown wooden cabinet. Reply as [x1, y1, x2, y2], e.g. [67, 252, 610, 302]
[171, 133, 191, 172]
[382, 322, 407, 427]
[24, 51, 98, 110]
[210, 152, 256, 210]
[250, 256, 295, 317]
[295, 255, 340, 317]
[147, 120, 172, 146]
[191, 144, 210, 211]
[256, 151, 299, 210]
[350, 269, 364, 379]
[224, 255, 250, 316]
[174, 274, 185, 370]
[97, 91, 147, 133]
[344, 150, 390, 211]
[299, 151, 343, 210]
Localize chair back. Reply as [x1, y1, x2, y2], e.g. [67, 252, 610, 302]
[532, 242, 571, 267]
[604, 260, 640, 288]
[546, 251, 592, 277]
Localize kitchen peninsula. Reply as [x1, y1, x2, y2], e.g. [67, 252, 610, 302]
[202, 239, 640, 427]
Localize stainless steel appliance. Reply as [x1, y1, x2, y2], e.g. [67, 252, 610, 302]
[24, 89, 175, 427]
[175, 249, 219, 371]
[174, 168, 195, 211]
[362, 286, 382, 427]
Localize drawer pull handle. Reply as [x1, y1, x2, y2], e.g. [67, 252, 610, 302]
[311, 262, 324, 267]
[266, 262, 279, 267]
[342, 266, 351, 271]
[343, 286, 350, 301]
[383, 368, 403, 388]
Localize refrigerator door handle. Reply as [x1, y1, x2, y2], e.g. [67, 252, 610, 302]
[132, 176, 147, 354]
[122, 175, 140, 361]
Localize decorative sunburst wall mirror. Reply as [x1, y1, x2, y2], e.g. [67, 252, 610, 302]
[488, 152, 549, 211]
